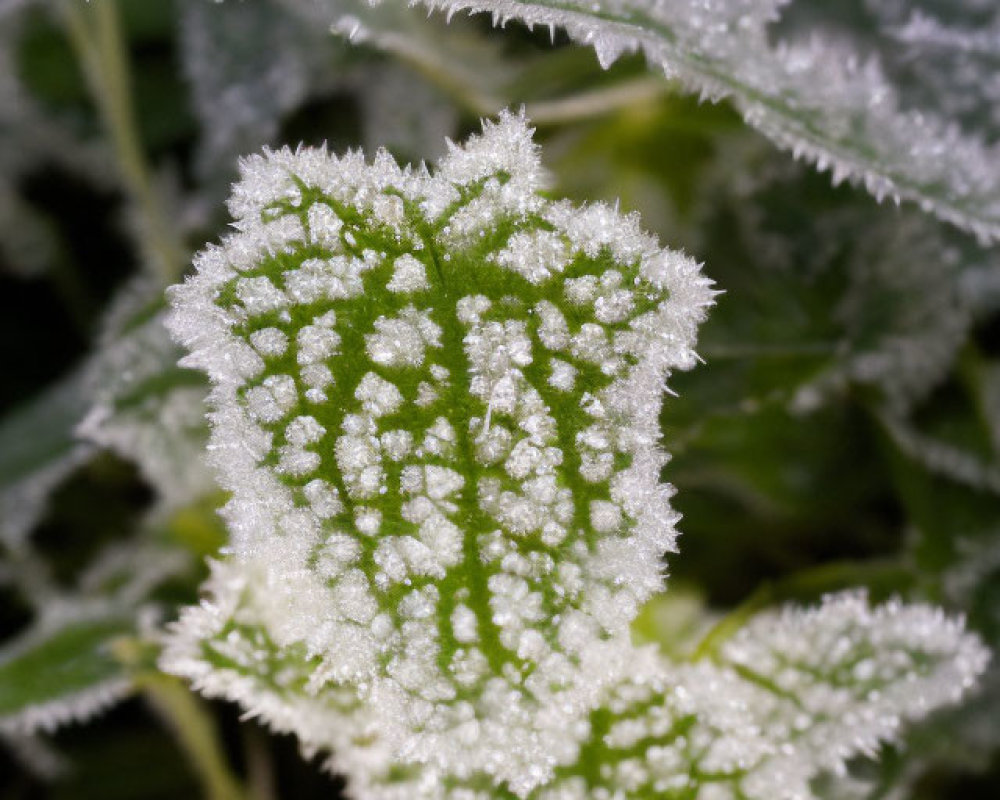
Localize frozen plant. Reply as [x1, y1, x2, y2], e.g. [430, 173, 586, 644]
[161, 112, 988, 799]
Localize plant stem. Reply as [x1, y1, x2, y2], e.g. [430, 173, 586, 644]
[136, 670, 248, 800]
[57, 0, 186, 285]
[525, 76, 667, 125]
[243, 724, 277, 800]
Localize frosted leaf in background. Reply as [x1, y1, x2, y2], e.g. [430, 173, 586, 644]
[652, 135, 995, 422]
[881, 414, 1000, 496]
[164, 111, 714, 794]
[182, 0, 459, 216]
[0, 731, 67, 780]
[1, 275, 211, 566]
[75, 276, 214, 513]
[179, 0, 333, 181]
[0, 369, 96, 552]
[866, 1, 1000, 138]
[0, 602, 137, 737]
[318, 0, 519, 112]
[0, 503, 196, 740]
[877, 350, 1000, 497]
[355, 63, 458, 162]
[401, 0, 1000, 241]
[289, 0, 646, 132]
[0, 13, 62, 277]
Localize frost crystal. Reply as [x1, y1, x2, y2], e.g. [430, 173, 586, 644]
[165, 111, 713, 793]
[401, 0, 1000, 242]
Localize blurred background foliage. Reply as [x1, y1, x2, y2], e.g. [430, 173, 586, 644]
[0, 0, 998, 798]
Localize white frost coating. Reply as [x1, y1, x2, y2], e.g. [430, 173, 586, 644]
[249, 327, 289, 357]
[365, 307, 442, 368]
[0, 679, 132, 737]
[163, 111, 710, 794]
[387, 253, 430, 293]
[399, 0, 1000, 243]
[162, 569, 986, 800]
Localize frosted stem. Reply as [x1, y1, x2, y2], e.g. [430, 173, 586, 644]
[57, 0, 186, 284]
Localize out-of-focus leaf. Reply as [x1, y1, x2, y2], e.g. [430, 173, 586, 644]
[879, 351, 1000, 496]
[293, 0, 657, 133]
[555, 109, 995, 424]
[0, 3, 113, 278]
[0, 609, 133, 735]
[406, 0, 1000, 242]
[76, 276, 213, 514]
[179, 0, 338, 182]
[0, 368, 95, 552]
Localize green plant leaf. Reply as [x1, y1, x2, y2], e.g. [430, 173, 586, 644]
[544, 592, 988, 800]
[167, 574, 988, 799]
[0, 607, 133, 735]
[406, 0, 1000, 242]
[163, 110, 714, 794]
[0, 367, 95, 552]
[75, 276, 214, 513]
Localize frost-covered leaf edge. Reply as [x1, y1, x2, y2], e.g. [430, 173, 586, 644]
[398, 0, 1000, 243]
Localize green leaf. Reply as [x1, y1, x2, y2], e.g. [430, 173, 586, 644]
[76, 277, 213, 513]
[0, 367, 95, 551]
[407, 0, 1000, 241]
[0, 610, 133, 735]
[163, 110, 714, 795]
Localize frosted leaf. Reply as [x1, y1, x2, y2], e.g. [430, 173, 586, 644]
[165, 111, 713, 793]
[192, 0, 459, 179]
[159, 560, 424, 797]
[0, 730, 67, 780]
[523, 593, 987, 800]
[284, 0, 466, 160]
[0, 367, 95, 551]
[1, 274, 214, 557]
[881, 412, 1000, 496]
[165, 581, 986, 798]
[404, 0, 1000, 242]
[665, 136, 996, 419]
[75, 276, 214, 512]
[0, 603, 135, 736]
[179, 0, 337, 182]
[876, 351, 1000, 497]
[712, 592, 989, 798]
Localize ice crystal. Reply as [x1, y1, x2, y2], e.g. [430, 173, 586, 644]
[401, 0, 1000, 242]
[165, 111, 714, 793]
